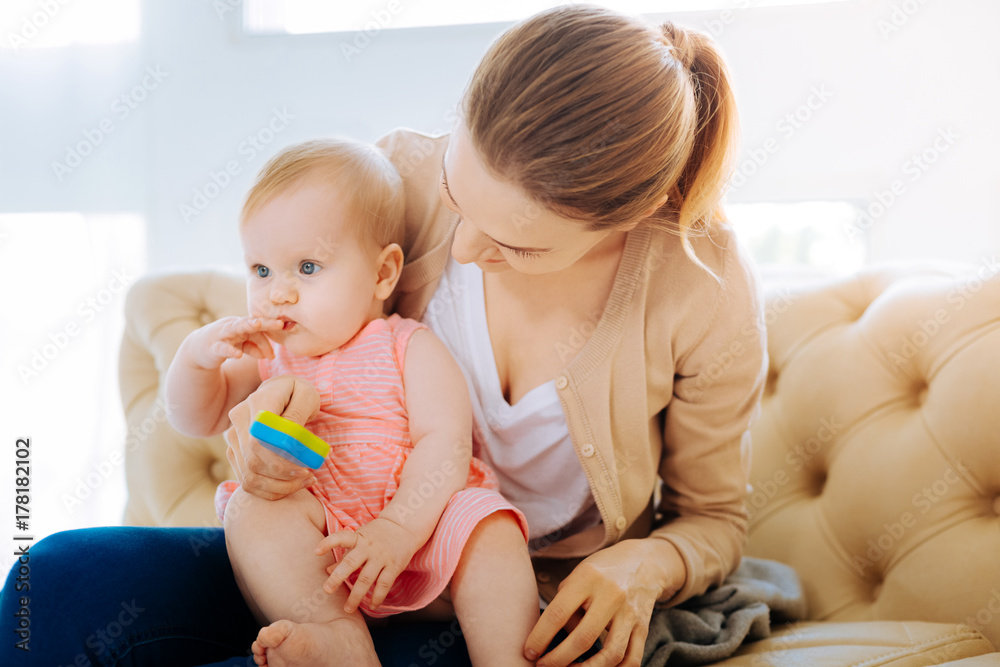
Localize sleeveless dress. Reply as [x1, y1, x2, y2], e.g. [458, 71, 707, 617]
[214, 314, 528, 618]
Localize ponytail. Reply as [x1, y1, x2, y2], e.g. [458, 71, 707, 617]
[659, 21, 741, 281]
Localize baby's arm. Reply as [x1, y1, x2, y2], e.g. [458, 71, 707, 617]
[165, 316, 284, 437]
[381, 327, 473, 534]
[318, 327, 473, 610]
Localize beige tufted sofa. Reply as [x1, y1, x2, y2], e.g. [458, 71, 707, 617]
[118, 263, 1000, 665]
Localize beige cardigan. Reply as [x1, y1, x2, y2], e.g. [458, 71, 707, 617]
[377, 129, 767, 606]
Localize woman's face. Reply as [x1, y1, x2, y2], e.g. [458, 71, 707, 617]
[440, 121, 627, 276]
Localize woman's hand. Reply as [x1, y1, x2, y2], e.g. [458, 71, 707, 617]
[524, 539, 686, 667]
[224, 374, 322, 501]
[316, 517, 423, 613]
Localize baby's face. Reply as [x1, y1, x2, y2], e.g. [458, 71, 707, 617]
[241, 181, 380, 357]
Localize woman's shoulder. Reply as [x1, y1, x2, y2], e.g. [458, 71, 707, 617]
[641, 221, 764, 349]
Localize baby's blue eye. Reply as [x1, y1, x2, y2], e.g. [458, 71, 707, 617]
[301, 262, 317, 275]
[256, 266, 270, 278]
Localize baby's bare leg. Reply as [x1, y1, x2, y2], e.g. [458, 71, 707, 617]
[450, 511, 539, 666]
[223, 487, 379, 666]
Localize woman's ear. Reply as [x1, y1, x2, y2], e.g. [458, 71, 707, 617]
[373, 243, 404, 300]
[642, 193, 670, 220]
[620, 193, 670, 231]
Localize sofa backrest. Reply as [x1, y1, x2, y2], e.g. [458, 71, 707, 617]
[745, 263, 1000, 647]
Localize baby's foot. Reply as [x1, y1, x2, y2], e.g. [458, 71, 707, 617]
[251, 618, 381, 667]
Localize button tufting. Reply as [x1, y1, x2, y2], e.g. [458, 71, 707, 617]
[915, 383, 929, 405]
[993, 496, 1000, 516]
[871, 582, 883, 600]
[812, 470, 827, 497]
[210, 460, 229, 482]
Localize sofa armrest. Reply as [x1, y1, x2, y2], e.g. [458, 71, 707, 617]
[119, 269, 246, 527]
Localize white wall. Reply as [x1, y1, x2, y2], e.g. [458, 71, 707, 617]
[3, 0, 997, 271]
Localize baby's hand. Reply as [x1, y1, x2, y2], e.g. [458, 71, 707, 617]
[192, 316, 285, 369]
[316, 517, 422, 613]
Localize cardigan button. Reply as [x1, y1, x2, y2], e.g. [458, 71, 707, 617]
[615, 515, 628, 531]
[555, 375, 568, 390]
[536, 571, 551, 583]
[582, 443, 595, 457]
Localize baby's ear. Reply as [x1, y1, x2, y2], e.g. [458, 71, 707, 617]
[374, 242, 404, 300]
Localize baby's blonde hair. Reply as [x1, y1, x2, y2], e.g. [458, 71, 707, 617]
[242, 138, 405, 252]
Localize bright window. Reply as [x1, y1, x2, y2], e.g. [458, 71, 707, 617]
[728, 201, 865, 280]
[1, 0, 140, 50]
[244, 0, 845, 34]
[0, 213, 145, 563]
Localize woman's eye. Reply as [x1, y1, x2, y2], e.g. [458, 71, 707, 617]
[255, 266, 270, 278]
[300, 262, 317, 275]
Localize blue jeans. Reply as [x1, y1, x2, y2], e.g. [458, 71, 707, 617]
[0, 527, 475, 667]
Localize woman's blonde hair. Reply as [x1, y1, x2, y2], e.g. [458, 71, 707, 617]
[242, 138, 405, 252]
[461, 4, 740, 277]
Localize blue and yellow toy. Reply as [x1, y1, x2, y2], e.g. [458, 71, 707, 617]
[249, 410, 330, 470]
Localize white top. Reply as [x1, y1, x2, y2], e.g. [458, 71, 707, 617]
[422, 256, 601, 551]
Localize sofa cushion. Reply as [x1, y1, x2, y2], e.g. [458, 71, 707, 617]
[716, 621, 995, 665]
[746, 264, 1000, 648]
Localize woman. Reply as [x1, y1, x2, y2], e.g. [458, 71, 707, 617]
[1, 5, 765, 666]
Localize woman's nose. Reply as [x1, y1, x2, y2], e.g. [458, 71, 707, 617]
[451, 219, 497, 264]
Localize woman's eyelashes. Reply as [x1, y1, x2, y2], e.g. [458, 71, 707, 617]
[502, 246, 541, 259]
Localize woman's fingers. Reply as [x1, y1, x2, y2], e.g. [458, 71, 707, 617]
[226, 399, 315, 500]
[525, 586, 591, 665]
[577, 616, 639, 667]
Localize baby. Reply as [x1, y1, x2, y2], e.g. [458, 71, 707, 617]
[165, 138, 539, 666]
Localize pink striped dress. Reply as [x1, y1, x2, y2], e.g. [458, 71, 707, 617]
[214, 314, 527, 618]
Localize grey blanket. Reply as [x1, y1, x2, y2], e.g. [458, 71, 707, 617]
[641, 557, 807, 667]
